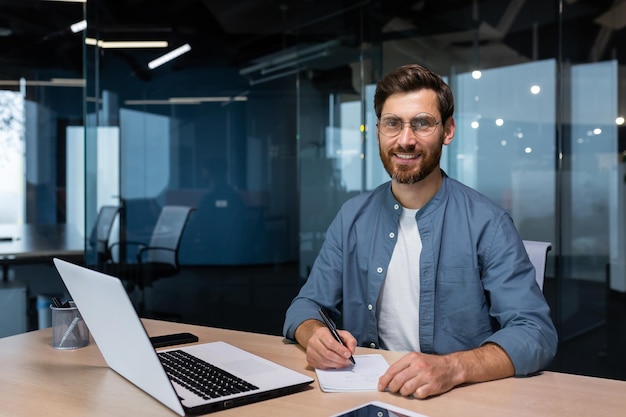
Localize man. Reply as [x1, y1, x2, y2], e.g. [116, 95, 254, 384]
[283, 64, 558, 399]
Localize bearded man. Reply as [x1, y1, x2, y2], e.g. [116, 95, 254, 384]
[283, 64, 557, 399]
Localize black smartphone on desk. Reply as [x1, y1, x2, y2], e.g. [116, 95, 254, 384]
[150, 332, 199, 348]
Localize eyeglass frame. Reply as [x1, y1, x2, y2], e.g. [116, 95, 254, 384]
[376, 112, 442, 138]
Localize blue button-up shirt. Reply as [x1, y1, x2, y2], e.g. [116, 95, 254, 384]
[283, 172, 558, 376]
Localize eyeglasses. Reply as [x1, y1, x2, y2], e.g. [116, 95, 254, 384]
[377, 113, 441, 138]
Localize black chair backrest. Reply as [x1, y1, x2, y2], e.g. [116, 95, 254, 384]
[90, 206, 119, 260]
[145, 206, 194, 266]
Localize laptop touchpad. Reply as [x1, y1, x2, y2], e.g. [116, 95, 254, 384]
[225, 359, 276, 375]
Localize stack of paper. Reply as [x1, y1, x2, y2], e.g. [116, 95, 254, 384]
[314, 354, 390, 392]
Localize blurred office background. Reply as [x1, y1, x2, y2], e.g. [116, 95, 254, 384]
[0, 0, 625, 380]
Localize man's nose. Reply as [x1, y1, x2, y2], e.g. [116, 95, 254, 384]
[397, 123, 417, 145]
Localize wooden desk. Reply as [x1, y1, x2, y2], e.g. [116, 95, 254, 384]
[1, 319, 624, 417]
[0, 223, 84, 280]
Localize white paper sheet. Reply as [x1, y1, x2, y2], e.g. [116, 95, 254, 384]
[315, 354, 390, 392]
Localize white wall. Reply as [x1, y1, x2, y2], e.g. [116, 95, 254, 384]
[66, 126, 120, 237]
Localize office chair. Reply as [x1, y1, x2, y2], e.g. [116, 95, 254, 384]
[522, 240, 552, 290]
[88, 206, 119, 271]
[104, 205, 194, 314]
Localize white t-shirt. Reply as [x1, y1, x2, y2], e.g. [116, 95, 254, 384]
[376, 207, 421, 352]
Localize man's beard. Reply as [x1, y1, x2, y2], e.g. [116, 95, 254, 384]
[379, 136, 443, 185]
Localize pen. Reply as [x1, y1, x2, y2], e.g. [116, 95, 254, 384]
[53, 297, 71, 308]
[52, 297, 64, 308]
[318, 308, 355, 365]
[59, 315, 80, 347]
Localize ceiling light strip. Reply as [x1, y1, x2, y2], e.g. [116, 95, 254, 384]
[102, 40, 168, 49]
[148, 43, 191, 69]
[85, 38, 168, 49]
[125, 100, 173, 105]
[124, 96, 248, 106]
[0, 79, 85, 87]
[70, 20, 87, 33]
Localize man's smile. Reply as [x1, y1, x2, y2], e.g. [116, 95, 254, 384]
[394, 153, 419, 160]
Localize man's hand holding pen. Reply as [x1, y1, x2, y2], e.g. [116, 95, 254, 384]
[317, 309, 355, 365]
[294, 310, 357, 370]
[306, 325, 357, 369]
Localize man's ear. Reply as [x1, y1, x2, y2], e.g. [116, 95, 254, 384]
[443, 117, 456, 145]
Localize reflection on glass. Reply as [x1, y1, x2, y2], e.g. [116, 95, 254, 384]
[0, 91, 24, 224]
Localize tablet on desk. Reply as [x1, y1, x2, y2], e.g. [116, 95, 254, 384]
[329, 401, 430, 417]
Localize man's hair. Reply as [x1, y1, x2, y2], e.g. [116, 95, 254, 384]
[374, 64, 454, 123]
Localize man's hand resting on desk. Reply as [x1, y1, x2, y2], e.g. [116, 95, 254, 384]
[377, 343, 515, 399]
[294, 319, 357, 369]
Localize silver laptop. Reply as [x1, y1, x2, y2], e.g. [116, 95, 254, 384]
[53, 258, 313, 416]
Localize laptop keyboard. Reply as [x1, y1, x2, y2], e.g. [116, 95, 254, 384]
[158, 350, 259, 400]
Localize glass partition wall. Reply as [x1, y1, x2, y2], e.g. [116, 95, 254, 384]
[80, 1, 624, 376]
[0, 1, 84, 228]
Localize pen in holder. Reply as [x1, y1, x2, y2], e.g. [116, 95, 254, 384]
[50, 300, 90, 349]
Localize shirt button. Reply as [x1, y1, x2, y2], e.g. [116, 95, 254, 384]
[370, 342, 376, 348]
[376, 267, 383, 274]
[394, 204, 400, 210]
[368, 304, 373, 310]
[389, 232, 395, 239]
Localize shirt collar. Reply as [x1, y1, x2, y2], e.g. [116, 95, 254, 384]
[384, 169, 449, 218]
